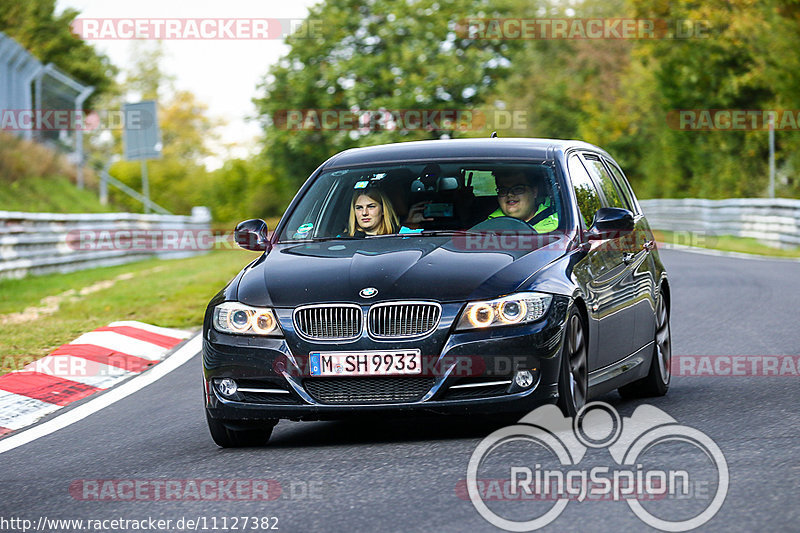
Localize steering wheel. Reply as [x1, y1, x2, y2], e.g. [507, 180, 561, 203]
[468, 216, 534, 233]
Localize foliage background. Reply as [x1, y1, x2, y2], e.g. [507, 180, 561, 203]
[2, 0, 799, 222]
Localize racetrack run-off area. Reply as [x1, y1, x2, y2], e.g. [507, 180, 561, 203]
[0, 321, 190, 437]
[0, 249, 797, 532]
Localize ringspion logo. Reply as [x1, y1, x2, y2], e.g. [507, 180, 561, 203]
[466, 402, 728, 531]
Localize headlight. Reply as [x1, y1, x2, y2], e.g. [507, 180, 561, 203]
[456, 292, 552, 331]
[213, 302, 282, 336]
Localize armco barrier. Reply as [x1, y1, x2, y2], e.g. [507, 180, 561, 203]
[639, 198, 800, 248]
[0, 207, 211, 279]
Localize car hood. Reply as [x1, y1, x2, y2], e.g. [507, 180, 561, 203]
[236, 234, 571, 307]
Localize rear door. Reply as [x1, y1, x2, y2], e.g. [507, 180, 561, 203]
[602, 157, 658, 353]
[577, 152, 639, 367]
[567, 153, 632, 370]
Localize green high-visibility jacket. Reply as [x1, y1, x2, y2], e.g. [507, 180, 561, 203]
[487, 198, 558, 233]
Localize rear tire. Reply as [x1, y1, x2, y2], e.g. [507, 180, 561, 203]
[557, 306, 588, 417]
[205, 410, 277, 448]
[619, 292, 671, 399]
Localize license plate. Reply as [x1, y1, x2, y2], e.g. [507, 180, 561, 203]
[309, 350, 422, 377]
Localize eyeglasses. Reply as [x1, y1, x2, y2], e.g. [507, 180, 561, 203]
[496, 184, 530, 198]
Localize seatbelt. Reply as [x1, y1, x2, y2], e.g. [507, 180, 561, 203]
[527, 204, 556, 229]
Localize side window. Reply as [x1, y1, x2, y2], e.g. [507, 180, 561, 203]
[606, 160, 641, 215]
[581, 154, 625, 209]
[568, 155, 602, 229]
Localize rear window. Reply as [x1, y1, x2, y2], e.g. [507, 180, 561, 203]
[605, 160, 641, 215]
[581, 154, 625, 209]
[568, 155, 602, 229]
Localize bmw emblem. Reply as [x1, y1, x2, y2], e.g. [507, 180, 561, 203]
[360, 287, 378, 298]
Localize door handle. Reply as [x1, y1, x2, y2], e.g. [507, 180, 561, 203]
[643, 240, 655, 251]
[623, 252, 635, 265]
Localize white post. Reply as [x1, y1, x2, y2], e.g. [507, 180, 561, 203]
[768, 113, 775, 199]
[141, 159, 150, 214]
[75, 86, 95, 190]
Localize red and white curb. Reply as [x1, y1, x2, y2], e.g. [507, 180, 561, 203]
[0, 321, 191, 438]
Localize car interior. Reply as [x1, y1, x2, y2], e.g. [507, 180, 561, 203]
[281, 162, 562, 240]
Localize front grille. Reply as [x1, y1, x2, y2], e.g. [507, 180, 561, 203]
[368, 302, 441, 338]
[304, 377, 436, 404]
[294, 305, 362, 340]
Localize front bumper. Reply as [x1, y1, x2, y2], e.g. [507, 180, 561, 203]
[204, 296, 570, 422]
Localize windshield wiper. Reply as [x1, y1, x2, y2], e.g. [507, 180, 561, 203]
[277, 236, 360, 244]
[418, 230, 489, 237]
[363, 233, 400, 239]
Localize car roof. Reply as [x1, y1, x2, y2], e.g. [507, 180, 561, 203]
[322, 137, 611, 168]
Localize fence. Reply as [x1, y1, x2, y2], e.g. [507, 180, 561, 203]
[0, 207, 212, 279]
[1, 31, 94, 186]
[0, 32, 40, 142]
[640, 198, 800, 248]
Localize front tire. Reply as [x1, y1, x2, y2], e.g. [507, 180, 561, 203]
[206, 410, 277, 448]
[618, 292, 671, 399]
[557, 306, 588, 417]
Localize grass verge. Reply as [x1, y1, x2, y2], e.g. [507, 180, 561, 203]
[0, 249, 258, 374]
[654, 230, 800, 258]
[0, 176, 118, 214]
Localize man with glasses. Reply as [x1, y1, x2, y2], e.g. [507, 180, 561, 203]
[488, 168, 559, 233]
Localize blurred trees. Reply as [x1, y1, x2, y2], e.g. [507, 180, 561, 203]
[6, 0, 800, 221]
[620, 0, 800, 198]
[486, 0, 800, 198]
[255, 0, 800, 206]
[254, 0, 521, 192]
[0, 0, 116, 106]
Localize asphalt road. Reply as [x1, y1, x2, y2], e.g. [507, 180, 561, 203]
[1, 249, 798, 533]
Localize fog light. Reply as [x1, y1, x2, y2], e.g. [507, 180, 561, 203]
[514, 370, 534, 389]
[217, 378, 238, 397]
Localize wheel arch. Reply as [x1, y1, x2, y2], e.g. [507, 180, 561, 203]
[571, 294, 589, 326]
[659, 277, 671, 315]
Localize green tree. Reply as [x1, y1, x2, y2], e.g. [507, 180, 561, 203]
[620, 0, 800, 198]
[0, 0, 116, 106]
[255, 0, 521, 194]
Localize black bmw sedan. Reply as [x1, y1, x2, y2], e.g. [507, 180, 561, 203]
[203, 138, 671, 447]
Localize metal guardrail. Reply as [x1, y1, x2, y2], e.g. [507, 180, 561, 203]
[640, 198, 800, 248]
[0, 207, 212, 279]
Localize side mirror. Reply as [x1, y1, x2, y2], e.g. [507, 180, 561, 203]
[586, 207, 634, 240]
[234, 219, 271, 252]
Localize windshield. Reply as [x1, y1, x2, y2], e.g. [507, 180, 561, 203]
[277, 161, 566, 242]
